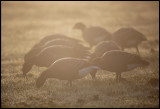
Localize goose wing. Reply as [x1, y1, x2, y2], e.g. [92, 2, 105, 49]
[84, 26, 111, 44]
[102, 50, 144, 72]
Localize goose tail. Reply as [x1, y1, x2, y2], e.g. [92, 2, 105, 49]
[141, 60, 150, 66]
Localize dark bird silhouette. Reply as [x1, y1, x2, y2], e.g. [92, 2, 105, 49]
[112, 27, 147, 54]
[22, 45, 90, 76]
[91, 41, 121, 59]
[36, 57, 100, 88]
[73, 22, 112, 48]
[92, 50, 149, 81]
[24, 38, 89, 62]
[33, 34, 81, 48]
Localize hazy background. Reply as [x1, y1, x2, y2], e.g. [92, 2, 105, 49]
[1, 1, 159, 108]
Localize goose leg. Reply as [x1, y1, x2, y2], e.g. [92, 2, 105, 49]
[118, 72, 122, 81]
[116, 72, 123, 82]
[121, 47, 125, 51]
[66, 80, 72, 86]
[90, 71, 97, 79]
[24, 75, 28, 81]
[119, 73, 127, 82]
[68, 80, 72, 87]
[116, 72, 119, 82]
[118, 73, 121, 82]
[135, 46, 140, 54]
[37, 67, 40, 73]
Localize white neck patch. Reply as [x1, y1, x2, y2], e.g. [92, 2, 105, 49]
[78, 66, 100, 77]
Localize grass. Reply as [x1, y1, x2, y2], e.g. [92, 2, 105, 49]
[1, 1, 159, 108]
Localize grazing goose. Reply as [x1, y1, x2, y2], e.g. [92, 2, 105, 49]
[73, 22, 112, 48]
[24, 38, 89, 61]
[92, 50, 149, 81]
[91, 41, 121, 59]
[112, 27, 147, 54]
[33, 34, 81, 48]
[22, 45, 90, 76]
[36, 57, 100, 88]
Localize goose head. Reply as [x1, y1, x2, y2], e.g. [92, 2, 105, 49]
[73, 22, 86, 31]
[22, 62, 33, 76]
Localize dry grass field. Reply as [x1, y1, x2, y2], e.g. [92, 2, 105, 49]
[1, 1, 159, 108]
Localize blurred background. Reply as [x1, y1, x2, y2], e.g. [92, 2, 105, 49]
[1, 1, 159, 108]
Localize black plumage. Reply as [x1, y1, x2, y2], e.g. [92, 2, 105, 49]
[36, 57, 100, 88]
[73, 22, 112, 48]
[112, 27, 147, 54]
[24, 38, 88, 61]
[91, 41, 121, 59]
[22, 45, 90, 76]
[93, 50, 149, 81]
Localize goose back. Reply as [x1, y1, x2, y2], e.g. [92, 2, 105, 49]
[83, 26, 112, 47]
[95, 50, 149, 73]
[24, 38, 88, 62]
[33, 34, 81, 48]
[112, 27, 147, 48]
[32, 45, 90, 67]
[92, 41, 121, 58]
